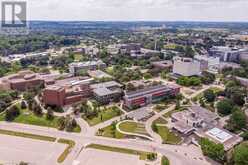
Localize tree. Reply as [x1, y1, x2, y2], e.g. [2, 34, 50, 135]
[241, 132, 248, 140]
[31, 102, 42, 116]
[46, 107, 54, 120]
[204, 89, 216, 102]
[233, 143, 248, 165]
[126, 83, 136, 91]
[201, 71, 216, 84]
[227, 109, 247, 132]
[20, 100, 27, 109]
[5, 105, 20, 121]
[216, 99, 233, 116]
[184, 46, 195, 58]
[58, 116, 66, 130]
[199, 138, 225, 162]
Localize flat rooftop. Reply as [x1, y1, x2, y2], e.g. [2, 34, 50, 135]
[90, 81, 122, 89]
[206, 128, 233, 143]
[88, 70, 112, 79]
[125, 85, 172, 99]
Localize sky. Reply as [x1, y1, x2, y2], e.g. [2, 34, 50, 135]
[27, 0, 248, 22]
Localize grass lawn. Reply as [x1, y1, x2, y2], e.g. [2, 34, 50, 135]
[87, 144, 156, 160]
[163, 108, 185, 118]
[153, 104, 168, 113]
[153, 117, 168, 125]
[0, 129, 56, 142]
[155, 126, 181, 144]
[97, 125, 124, 139]
[83, 106, 123, 126]
[74, 54, 83, 61]
[161, 156, 170, 165]
[118, 121, 150, 136]
[0, 105, 81, 133]
[57, 138, 75, 163]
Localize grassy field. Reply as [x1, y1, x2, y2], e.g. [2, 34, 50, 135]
[74, 54, 83, 61]
[155, 126, 181, 144]
[0, 129, 56, 142]
[83, 106, 123, 126]
[153, 117, 168, 125]
[97, 125, 124, 139]
[118, 121, 150, 136]
[153, 104, 168, 113]
[57, 139, 76, 163]
[161, 156, 170, 165]
[87, 144, 156, 160]
[0, 105, 81, 133]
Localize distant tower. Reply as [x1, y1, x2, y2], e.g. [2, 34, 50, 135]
[154, 38, 157, 50]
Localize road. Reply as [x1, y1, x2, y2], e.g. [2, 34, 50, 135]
[0, 121, 212, 165]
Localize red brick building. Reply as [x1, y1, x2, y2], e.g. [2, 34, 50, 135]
[42, 77, 93, 107]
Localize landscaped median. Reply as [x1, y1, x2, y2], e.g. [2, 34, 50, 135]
[86, 144, 157, 161]
[0, 129, 56, 142]
[161, 156, 170, 165]
[117, 120, 153, 140]
[57, 138, 76, 163]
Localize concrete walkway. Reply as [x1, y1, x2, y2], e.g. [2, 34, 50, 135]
[145, 105, 176, 144]
[116, 120, 154, 141]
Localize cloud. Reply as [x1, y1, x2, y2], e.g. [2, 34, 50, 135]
[27, 0, 248, 21]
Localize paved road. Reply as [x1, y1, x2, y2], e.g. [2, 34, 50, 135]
[145, 105, 176, 144]
[0, 122, 212, 165]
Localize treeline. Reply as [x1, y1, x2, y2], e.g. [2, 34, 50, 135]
[0, 34, 80, 56]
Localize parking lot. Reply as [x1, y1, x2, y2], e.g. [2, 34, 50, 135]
[75, 148, 142, 165]
[0, 134, 66, 165]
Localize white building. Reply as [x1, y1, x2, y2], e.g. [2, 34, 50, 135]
[69, 60, 106, 76]
[173, 57, 201, 77]
[194, 55, 220, 74]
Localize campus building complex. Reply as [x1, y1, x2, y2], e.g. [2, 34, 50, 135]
[42, 77, 93, 107]
[90, 81, 123, 104]
[0, 71, 65, 91]
[123, 84, 180, 109]
[69, 60, 106, 76]
[173, 57, 201, 77]
[171, 106, 242, 151]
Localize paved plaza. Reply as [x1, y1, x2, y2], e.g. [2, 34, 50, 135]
[0, 135, 66, 165]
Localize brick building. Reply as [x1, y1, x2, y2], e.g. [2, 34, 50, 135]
[42, 77, 93, 107]
[123, 84, 180, 109]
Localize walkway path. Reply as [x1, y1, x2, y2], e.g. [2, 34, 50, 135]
[116, 120, 154, 141]
[145, 105, 176, 144]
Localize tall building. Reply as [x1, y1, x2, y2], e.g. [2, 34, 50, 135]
[209, 46, 248, 63]
[173, 57, 201, 77]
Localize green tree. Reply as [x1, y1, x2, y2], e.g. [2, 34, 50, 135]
[234, 143, 248, 165]
[46, 107, 54, 120]
[5, 105, 20, 121]
[204, 89, 216, 102]
[216, 99, 233, 116]
[184, 46, 195, 58]
[227, 109, 247, 132]
[199, 138, 225, 162]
